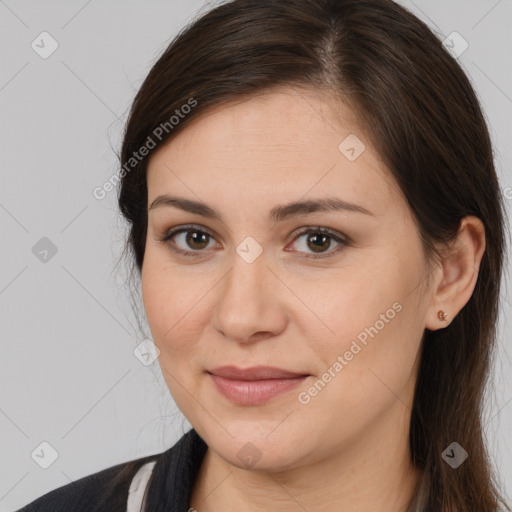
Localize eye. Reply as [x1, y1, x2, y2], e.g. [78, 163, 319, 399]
[286, 227, 349, 259]
[158, 224, 219, 257]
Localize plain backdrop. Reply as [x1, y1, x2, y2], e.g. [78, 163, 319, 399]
[1, 1, 511, 510]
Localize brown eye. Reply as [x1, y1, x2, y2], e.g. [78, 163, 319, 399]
[306, 233, 331, 253]
[185, 230, 210, 250]
[160, 225, 217, 255]
[288, 227, 349, 259]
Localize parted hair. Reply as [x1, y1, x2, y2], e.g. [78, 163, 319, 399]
[114, 1, 510, 510]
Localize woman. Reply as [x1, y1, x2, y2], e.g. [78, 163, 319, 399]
[17, 0, 510, 510]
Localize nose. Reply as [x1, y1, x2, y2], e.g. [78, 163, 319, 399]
[211, 247, 288, 344]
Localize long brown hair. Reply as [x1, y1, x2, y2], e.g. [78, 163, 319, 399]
[113, 1, 510, 510]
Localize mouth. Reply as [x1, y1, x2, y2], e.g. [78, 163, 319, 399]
[207, 365, 310, 405]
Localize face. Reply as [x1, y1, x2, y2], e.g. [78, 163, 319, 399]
[142, 87, 432, 472]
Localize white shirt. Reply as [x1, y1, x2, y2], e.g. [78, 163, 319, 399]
[126, 460, 157, 512]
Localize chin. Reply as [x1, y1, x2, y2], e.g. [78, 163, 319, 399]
[204, 423, 309, 472]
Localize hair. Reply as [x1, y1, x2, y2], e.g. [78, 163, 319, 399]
[111, 0, 511, 510]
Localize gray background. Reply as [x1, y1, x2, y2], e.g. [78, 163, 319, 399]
[1, 1, 511, 510]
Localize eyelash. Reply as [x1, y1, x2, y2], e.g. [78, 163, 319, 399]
[157, 224, 350, 260]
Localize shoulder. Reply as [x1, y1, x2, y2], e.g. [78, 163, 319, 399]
[14, 452, 160, 512]
[15, 429, 208, 512]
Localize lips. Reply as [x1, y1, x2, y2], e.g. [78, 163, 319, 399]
[207, 365, 310, 405]
[208, 365, 308, 380]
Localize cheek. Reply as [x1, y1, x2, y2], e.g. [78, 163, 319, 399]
[286, 259, 398, 348]
[141, 255, 207, 410]
[294, 281, 422, 441]
[142, 266, 172, 344]
[142, 250, 185, 349]
[293, 248, 424, 387]
[141, 250, 214, 361]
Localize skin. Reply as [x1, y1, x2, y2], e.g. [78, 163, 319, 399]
[141, 86, 486, 512]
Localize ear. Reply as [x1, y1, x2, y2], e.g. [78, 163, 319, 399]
[424, 216, 486, 331]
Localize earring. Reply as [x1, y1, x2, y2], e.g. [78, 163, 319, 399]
[438, 310, 447, 321]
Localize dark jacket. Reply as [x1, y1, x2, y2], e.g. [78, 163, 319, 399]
[15, 428, 208, 512]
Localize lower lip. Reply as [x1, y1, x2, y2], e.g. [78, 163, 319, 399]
[209, 374, 309, 405]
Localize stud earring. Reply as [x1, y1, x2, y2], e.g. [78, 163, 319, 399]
[438, 310, 447, 321]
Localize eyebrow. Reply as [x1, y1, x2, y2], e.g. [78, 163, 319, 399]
[148, 194, 375, 222]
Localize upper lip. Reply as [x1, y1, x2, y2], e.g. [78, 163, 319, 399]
[208, 365, 309, 381]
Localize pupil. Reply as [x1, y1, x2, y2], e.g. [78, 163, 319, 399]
[308, 234, 330, 253]
[187, 231, 208, 249]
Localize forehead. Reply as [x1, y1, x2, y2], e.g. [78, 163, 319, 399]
[146, 87, 403, 219]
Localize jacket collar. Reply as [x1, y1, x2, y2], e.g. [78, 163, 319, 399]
[144, 428, 208, 511]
